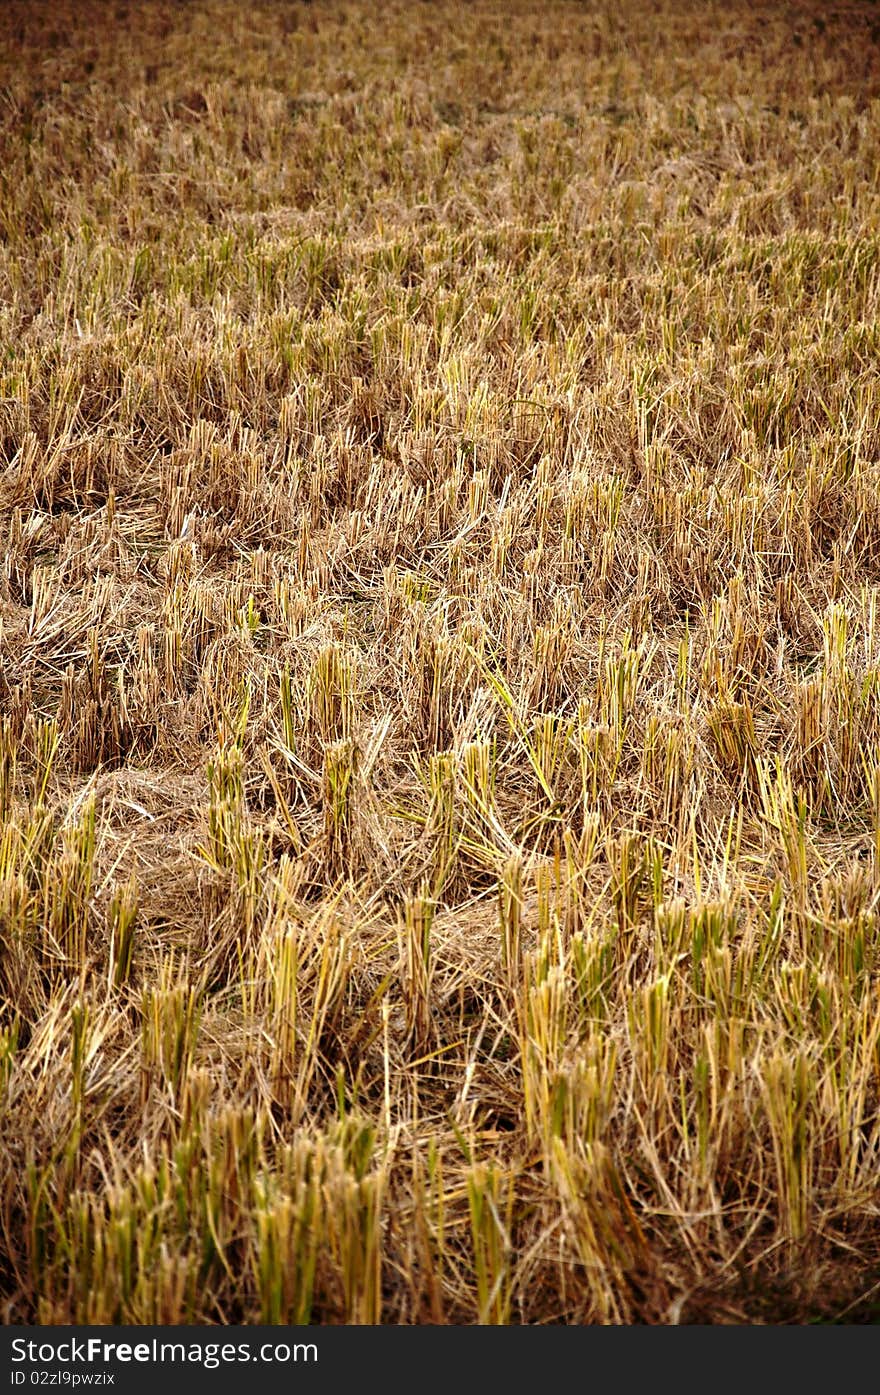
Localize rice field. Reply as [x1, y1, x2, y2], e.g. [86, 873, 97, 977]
[2, 0, 880, 1324]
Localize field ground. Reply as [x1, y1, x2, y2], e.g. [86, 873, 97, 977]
[2, 0, 880, 1324]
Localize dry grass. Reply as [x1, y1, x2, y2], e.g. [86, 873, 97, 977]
[2, 0, 880, 1325]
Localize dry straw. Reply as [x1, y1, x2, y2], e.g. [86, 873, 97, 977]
[1, 0, 880, 1324]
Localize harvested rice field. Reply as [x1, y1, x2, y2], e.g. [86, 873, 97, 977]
[2, 0, 880, 1324]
